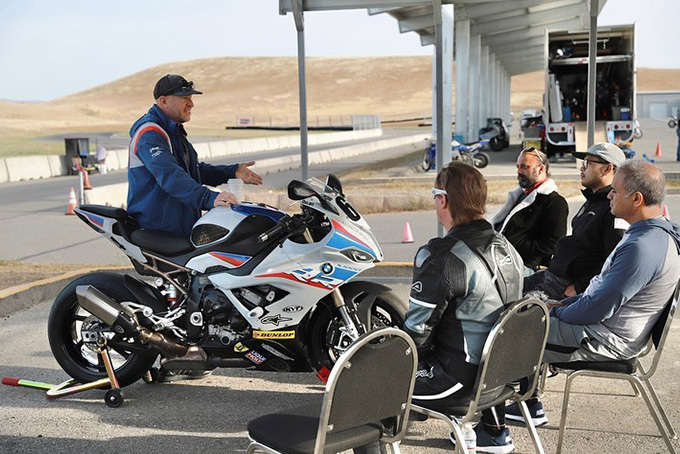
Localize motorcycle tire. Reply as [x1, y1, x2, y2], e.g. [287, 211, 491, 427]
[307, 291, 407, 372]
[634, 129, 643, 139]
[422, 151, 434, 172]
[48, 272, 165, 387]
[490, 137, 504, 152]
[669, 119, 677, 129]
[473, 152, 490, 169]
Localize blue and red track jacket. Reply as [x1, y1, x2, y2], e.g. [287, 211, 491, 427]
[127, 105, 238, 237]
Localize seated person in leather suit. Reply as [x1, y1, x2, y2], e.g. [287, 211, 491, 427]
[405, 162, 524, 453]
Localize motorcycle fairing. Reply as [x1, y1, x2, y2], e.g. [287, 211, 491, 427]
[75, 206, 147, 264]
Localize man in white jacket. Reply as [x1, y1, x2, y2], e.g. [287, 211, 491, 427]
[491, 147, 568, 270]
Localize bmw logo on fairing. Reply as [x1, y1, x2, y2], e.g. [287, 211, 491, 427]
[321, 263, 333, 274]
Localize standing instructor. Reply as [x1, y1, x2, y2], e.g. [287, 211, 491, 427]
[127, 74, 262, 237]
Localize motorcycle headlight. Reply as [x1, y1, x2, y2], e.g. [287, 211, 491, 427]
[191, 224, 230, 247]
[340, 248, 375, 263]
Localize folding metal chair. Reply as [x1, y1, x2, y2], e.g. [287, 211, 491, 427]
[549, 283, 680, 454]
[410, 297, 550, 454]
[246, 327, 417, 454]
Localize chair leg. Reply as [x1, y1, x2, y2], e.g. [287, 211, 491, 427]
[518, 400, 546, 454]
[450, 421, 468, 454]
[556, 371, 576, 454]
[642, 378, 678, 440]
[632, 377, 679, 454]
[537, 363, 549, 397]
[386, 441, 402, 454]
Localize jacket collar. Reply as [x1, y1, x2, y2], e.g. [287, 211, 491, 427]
[582, 185, 612, 201]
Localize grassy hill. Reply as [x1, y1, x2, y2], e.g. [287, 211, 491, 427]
[0, 56, 678, 156]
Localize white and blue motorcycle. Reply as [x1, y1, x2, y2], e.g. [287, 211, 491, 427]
[48, 175, 407, 388]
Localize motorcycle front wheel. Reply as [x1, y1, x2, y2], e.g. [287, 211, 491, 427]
[422, 150, 434, 171]
[48, 272, 165, 387]
[473, 152, 490, 168]
[306, 291, 407, 372]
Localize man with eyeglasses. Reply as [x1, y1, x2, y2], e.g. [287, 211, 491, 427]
[127, 74, 263, 239]
[491, 147, 568, 271]
[523, 143, 628, 302]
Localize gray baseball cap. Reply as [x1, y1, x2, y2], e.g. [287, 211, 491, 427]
[572, 142, 626, 167]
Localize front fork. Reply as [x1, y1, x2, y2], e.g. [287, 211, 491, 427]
[302, 229, 365, 342]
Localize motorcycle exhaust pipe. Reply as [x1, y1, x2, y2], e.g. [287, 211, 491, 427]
[76, 285, 193, 358]
[76, 285, 139, 337]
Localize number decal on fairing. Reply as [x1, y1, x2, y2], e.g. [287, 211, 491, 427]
[336, 196, 361, 221]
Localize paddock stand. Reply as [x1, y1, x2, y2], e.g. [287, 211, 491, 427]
[45, 336, 154, 408]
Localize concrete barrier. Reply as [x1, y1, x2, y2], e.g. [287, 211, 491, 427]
[5, 156, 53, 181]
[194, 142, 212, 160]
[84, 182, 128, 208]
[0, 129, 386, 184]
[0, 159, 9, 183]
[46, 155, 67, 177]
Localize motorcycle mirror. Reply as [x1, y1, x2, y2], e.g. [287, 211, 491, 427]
[325, 174, 343, 195]
[287, 180, 317, 200]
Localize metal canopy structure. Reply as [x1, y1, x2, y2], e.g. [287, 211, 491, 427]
[279, 0, 607, 198]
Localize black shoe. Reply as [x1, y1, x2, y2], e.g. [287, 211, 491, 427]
[505, 400, 548, 426]
[158, 368, 212, 383]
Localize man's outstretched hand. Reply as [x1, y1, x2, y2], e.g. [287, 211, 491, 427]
[236, 161, 263, 185]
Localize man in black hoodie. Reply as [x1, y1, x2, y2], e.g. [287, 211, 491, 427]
[524, 142, 628, 300]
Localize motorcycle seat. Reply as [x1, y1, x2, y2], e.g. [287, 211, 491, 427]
[130, 229, 194, 256]
[79, 204, 132, 222]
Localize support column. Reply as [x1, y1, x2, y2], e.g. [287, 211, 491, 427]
[480, 46, 489, 130]
[455, 19, 470, 142]
[468, 33, 481, 143]
[433, 1, 454, 237]
[291, 0, 309, 180]
[587, 0, 600, 149]
[488, 55, 496, 118]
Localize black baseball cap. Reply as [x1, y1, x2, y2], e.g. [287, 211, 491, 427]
[153, 74, 203, 99]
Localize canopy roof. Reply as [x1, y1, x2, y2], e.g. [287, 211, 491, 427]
[280, 0, 608, 75]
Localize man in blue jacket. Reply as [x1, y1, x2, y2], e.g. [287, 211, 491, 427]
[505, 159, 680, 427]
[127, 74, 262, 237]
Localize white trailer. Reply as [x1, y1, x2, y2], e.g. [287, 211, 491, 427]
[543, 24, 636, 157]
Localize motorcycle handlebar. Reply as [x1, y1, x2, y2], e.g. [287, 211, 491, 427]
[257, 212, 312, 243]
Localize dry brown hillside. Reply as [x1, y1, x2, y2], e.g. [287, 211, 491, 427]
[1, 56, 679, 136]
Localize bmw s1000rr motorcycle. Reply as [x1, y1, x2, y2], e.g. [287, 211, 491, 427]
[48, 175, 407, 387]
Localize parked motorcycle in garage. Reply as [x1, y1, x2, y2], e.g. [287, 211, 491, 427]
[48, 176, 407, 393]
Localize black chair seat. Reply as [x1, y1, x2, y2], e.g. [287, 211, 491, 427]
[78, 204, 133, 222]
[552, 358, 637, 374]
[413, 385, 514, 415]
[247, 399, 383, 454]
[130, 229, 194, 256]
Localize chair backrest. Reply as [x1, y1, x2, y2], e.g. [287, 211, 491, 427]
[314, 327, 418, 453]
[640, 281, 679, 378]
[466, 297, 550, 418]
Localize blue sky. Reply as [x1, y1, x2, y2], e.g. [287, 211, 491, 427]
[1, 0, 678, 101]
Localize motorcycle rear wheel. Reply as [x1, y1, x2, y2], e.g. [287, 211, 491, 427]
[307, 291, 407, 372]
[48, 272, 165, 387]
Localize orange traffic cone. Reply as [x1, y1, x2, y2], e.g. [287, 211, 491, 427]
[81, 169, 92, 190]
[663, 204, 670, 220]
[402, 222, 414, 243]
[655, 141, 662, 157]
[66, 187, 77, 215]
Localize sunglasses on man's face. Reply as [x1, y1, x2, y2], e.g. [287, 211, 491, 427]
[431, 188, 447, 199]
[520, 146, 545, 165]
